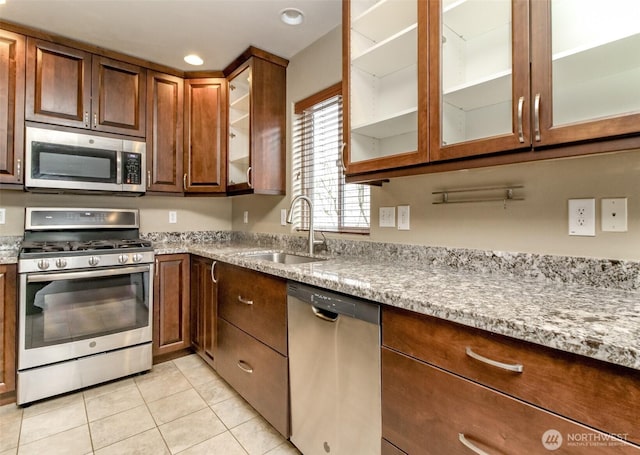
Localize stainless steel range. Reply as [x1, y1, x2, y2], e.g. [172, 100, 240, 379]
[17, 208, 154, 405]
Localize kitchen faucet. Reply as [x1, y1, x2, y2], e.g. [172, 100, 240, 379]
[286, 195, 325, 256]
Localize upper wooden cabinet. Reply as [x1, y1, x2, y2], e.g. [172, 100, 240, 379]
[183, 77, 227, 193]
[224, 48, 287, 195]
[428, 0, 532, 162]
[343, 0, 428, 175]
[0, 29, 25, 185]
[146, 71, 184, 192]
[344, 0, 640, 176]
[25, 38, 146, 137]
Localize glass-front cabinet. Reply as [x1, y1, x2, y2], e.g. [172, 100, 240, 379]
[344, 0, 427, 175]
[531, 0, 640, 147]
[227, 66, 251, 188]
[429, 0, 531, 162]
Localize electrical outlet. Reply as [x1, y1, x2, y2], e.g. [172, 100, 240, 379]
[169, 211, 177, 224]
[568, 199, 595, 236]
[0, 208, 5, 224]
[281, 208, 288, 226]
[243, 211, 249, 224]
[379, 207, 395, 227]
[397, 205, 410, 230]
[601, 198, 627, 232]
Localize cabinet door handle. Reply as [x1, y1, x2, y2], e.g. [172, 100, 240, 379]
[246, 166, 253, 189]
[340, 142, 347, 173]
[517, 96, 525, 143]
[238, 295, 253, 305]
[93, 112, 98, 128]
[183, 173, 187, 190]
[210, 261, 217, 283]
[155, 259, 158, 277]
[534, 93, 541, 142]
[458, 433, 491, 455]
[84, 111, 89, 127]
[237, 360, 253, 374]
[16, 158, 21, 180]
[465, 347, 523, 373]
[147, 171, 151, 189]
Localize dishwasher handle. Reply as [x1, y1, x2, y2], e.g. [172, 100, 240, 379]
[312, 305, 338, 322]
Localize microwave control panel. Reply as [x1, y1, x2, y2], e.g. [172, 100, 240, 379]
[123, 153, 142, 185]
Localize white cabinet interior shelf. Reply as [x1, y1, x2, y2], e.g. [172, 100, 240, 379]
[230, 113, 249, 131]
[352, 108, 417, 139]
[230, 92, 250, 111]
[352, 0, 416, 43]
[443, 0, 510, 39]
[352, 24, 417, 77]
[444, 69, 511, 111]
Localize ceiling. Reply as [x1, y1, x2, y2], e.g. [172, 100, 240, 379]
[0, 0, 342, 71]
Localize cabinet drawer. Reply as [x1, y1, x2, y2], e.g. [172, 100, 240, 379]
[216, 318, 289, 437]
[382, 348, 638, 454]
[382, 306, 640, 445]
[218, 264, 287, 354]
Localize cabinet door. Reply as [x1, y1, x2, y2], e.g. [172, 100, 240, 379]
[382, 348, 638, 454]
[184, 78, 227, 193]
[146, 71, 184, 192]
[0, 265, 16, 400]
[227, 64, 252, 190]
[153, 254, 190, 359]
[190, 256, 217, 368]
[429, 0, 531, 162]
[216, 318, 289, 437]
[343, 0, 428, 175]
[0, 30, 25, 184]
[531, 0, 640, 147]
[92, 56, 146, 137]
[25, 38, 92, 129]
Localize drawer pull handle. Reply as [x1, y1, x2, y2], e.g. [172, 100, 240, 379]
[238, 295, 253, 305]
[458, 433, 491, 455]
[312, 306, 338, 322]
[465, 347, 523, 373]
[237, 360, 253, 374]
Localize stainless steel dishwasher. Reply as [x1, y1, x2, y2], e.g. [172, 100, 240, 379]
[287, 282, 381, 455]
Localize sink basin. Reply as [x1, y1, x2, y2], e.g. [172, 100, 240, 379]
[244, 252, 326, 265]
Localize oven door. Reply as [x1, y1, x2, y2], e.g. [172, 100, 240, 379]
[18, 264, 153, 371]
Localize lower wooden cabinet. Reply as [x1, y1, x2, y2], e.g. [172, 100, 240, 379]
[0, 264, 17, 404]
[216, 318, 289, 437]
[382, 348, 638, 454]
[190, 256, 217, 368]
[153, 254, 190, 360]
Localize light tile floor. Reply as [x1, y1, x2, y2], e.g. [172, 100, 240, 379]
[0, 354, 301, 455]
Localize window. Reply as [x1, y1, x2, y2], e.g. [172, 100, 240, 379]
[292, 83, 370, 234]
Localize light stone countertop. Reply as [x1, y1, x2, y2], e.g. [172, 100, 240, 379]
[155, 242, 640, 372]
[0, 250, 18, 265]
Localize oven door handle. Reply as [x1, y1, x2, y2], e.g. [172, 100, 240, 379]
[26, 265, 151, 283]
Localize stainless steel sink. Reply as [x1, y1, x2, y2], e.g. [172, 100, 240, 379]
[244, 251, 326, 265]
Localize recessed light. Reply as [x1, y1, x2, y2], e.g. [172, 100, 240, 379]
[280, 7, 304, 25]
[184, 54, 204, 66]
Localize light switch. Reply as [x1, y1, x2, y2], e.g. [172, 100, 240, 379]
[379, 207, 395, 227]
[169, 211, 177, 224]
[397, 205, 410, 230]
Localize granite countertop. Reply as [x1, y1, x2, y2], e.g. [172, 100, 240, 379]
[155, 241, 640, 372]
[0, 249, 19, 264]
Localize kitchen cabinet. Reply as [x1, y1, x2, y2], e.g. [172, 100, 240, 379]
[224, 48, 287, 195]
[146, 71, 184, 192]
[183, 77, 227, 194]
[25, 38, 146, 137]
[342, 0, 428, 175]
[190, 256, 217, 368]
[215, 263, 289, 436]
[0, 265, 17, 404]
[382, 306, 640, 452]
[345, 0, 640, 178]
[0, 29, 25, 185]
[153, 254, 190, 361]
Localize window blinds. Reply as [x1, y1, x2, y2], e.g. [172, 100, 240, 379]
[292, 92, 370, 234]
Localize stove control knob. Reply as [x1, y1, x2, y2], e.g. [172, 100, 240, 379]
[55, 259, 67, 269]
[88, 256, 100, 267]
[132, 253, 143, 263]
[118, 254, 129, 264]
[37, 259, 50, 270]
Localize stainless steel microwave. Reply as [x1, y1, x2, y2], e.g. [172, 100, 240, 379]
[25, 126, 146, 195]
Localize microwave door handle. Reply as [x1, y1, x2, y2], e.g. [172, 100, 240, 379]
[116, 151, 123, 184]
[27, 265, 150, 283]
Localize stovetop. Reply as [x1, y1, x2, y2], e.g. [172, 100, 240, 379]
[20, 239, 153, 255]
